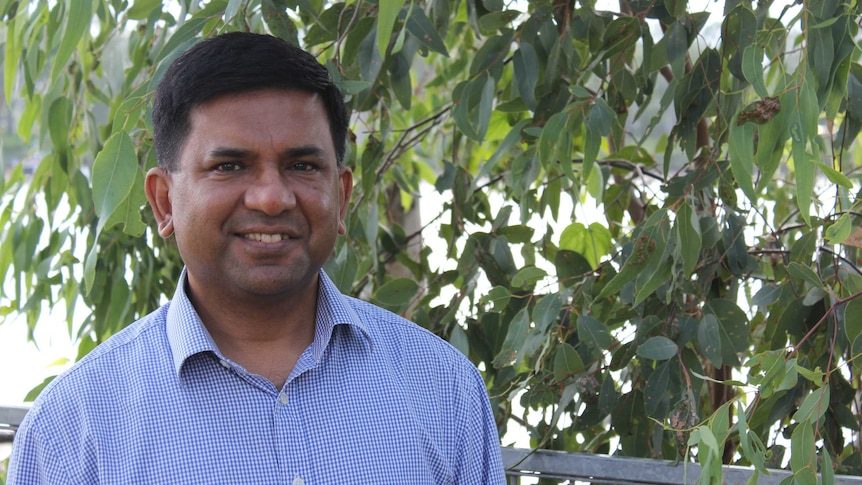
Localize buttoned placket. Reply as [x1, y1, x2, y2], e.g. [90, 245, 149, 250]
[273, 352, 316, 484]
[217, 355, 310, 483]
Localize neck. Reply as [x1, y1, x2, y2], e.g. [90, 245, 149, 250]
[186, 277, 319, 389]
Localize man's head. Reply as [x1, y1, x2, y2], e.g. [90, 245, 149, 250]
[145, 33, 354, 305]
[152, 32, 348, 170]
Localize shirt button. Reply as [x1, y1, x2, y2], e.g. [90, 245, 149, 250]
[219, 359, 231, 369]
[292, 477, 304, 485]
[278, 392, 289, 405]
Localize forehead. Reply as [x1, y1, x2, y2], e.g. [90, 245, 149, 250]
[191, 89, 328, 123]
[182, 89, 335, 153]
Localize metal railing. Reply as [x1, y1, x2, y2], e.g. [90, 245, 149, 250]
[3, 405, 862, 484]
[501, 447, 862, 484]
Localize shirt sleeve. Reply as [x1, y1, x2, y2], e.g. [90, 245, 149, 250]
[454, 365, 507, 484]
[7, 409, 74, 485]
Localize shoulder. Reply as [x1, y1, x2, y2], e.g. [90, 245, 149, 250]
[26, 304, 171, 416]
[344, 296, 467, 361]
[341, 296, 486, 392]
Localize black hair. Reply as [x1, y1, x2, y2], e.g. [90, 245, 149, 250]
[152, 32, 348, 170]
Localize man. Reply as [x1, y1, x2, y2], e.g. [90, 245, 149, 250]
[8, 32, 505, 484]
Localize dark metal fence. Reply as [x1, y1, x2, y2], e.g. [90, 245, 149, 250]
[3, 405, 862, 484]
[501, 447, 862, 484]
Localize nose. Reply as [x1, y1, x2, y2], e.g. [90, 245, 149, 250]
[244, 168, 296, 216]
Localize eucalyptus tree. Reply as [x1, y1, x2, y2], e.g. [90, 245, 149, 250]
[2, 0, 862, 482]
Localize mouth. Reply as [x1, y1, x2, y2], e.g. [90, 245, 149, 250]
[242, 233, 292, 243]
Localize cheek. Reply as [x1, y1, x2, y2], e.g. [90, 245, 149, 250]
[171, 191, 214, 233]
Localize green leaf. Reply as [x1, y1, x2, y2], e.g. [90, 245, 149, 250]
[793, 362, 821, 385]
[480, 286, 511, 312]
[697, 314, 722, 367]
[477, 10, 520, 32]
[578, 315, 613, 350]
[372, 277, 419, 306]
[449, 325, 469, 357]
[112, 93, 148, 133]
[538, 110, 573, 172]
[807, 22, 834, 97]
[48, 97, 73, 155]
[818, 162, 853, 188]
[225, 0, 243, 22]
[405, 8, 448, 56]
[637, 336, 678, 360]
[469, 32, 512, 78]
[549, 382, 578, 429]
[601, 16, 640, 60]
[4, 14, 22, 105]
[25, 376, 57, 402]
[741, 45, 768, 98]
[104, 168, 147, 236]
[553, 343, 585, 381]
[644, 361, 670, 417]
[711, 401, 732, 443]
[706, 298, 749, 367]
[262, 0, 299, 46]
[584, 98, 615, 178]
[824, 213, 852, 244]
[736, 401, 767, 473]
[475, 74, 496, 142]
[559, 222, 612, 270]
[722, 5, 757, 81]
[472, 119, 529, 192]
[494, 308, 530, 367]
[852, 335, 862, 375]
[357, 27, 385, 87]
[790, 423, 816, 485]
[51, 0, 93, 82]
[822, 448, 834, 485]
[324, 243, 358, 293]
[555, 250, 593, 287]
[154, 17, 209, 66]
[793, 385, 830, 423]
[127, 0, 162, 19]
[597, 209, 670, 300]
[513, 43, 538, 109]
[511, 266, 546, 289]
[674, 200, 701, 277]
[665, 20, 688, 74]
[698, 426, 720, 456]
[91, 132, 138, 229]
[728, 118, 757, 203]
[452, 73, 496, 141]
[789, 75, 819, 224]
[752, 284, 781, 308]
[844, 298, 862, 343]
[533, 293, 562, 331]
[786, 262, 824, 289]
[377, 0, 405, 58]
[388, 52, 412, 109]
[633, 259, 671, 306]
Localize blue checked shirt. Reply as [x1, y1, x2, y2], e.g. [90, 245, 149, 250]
[8, 270, 505, 484]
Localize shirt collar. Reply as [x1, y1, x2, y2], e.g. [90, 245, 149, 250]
[166, 268, 373, 376]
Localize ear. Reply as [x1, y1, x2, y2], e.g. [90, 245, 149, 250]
[145, 167, 175, 238]
[337, 166, 354, 236]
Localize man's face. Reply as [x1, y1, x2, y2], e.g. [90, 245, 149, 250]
[146, 89, 353, 302]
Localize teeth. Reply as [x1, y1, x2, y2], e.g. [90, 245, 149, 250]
[245, 233, 286, 243]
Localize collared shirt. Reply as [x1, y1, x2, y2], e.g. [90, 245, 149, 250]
[8, 270, 505, 484]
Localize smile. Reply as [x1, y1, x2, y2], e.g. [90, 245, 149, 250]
[243, 233, 291, 243]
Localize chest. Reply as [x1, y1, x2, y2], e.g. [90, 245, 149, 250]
[76, 354, 455, 484]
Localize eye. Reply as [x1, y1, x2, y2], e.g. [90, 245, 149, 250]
[290, 162, 318, 172]
[214, 162, 243, 172]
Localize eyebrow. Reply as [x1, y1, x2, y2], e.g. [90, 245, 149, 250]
[206, 145, 328, 160]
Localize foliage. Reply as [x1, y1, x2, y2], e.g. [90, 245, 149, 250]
[2, 0, 862, 482]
